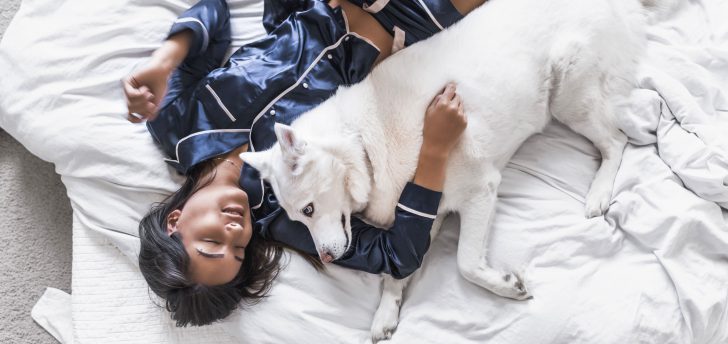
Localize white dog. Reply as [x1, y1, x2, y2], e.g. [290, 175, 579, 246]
[242, 0, 670, 340]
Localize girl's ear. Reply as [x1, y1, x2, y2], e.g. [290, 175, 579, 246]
[166, 209, 182, 236]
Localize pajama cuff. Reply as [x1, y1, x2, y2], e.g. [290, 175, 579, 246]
[167, 17, 209, 56]
[396, 182, 442, 219]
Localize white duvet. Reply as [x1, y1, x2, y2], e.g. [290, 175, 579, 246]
[1, 0, 727, 343]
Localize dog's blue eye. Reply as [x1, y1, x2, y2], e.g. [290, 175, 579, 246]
[302, 203, 314, 217]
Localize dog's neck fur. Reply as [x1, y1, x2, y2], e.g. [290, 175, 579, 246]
[295, 81, 413, 226]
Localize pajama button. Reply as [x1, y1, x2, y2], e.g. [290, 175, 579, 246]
[269, 109, 275, 116]
[302, 82, 309, 89]
[345, 36, 350, 41]
[327, 54, 333, 59]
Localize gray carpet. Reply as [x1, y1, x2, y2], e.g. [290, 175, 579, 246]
[0, 0, 74, 343]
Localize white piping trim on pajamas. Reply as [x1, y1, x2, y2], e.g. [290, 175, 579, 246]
[249, 32, 378, 151]
[174, 17, 210, 53]
[363, 0, 390, 13]
[205, 84, 237, 122]
[397, 203, 437, 219]
[392, 26, 405, 53]
[416, 0, 445, 31]
[341, 7, 350, 31]
[167, 128, 251, 164]
[338, 9, 381, 52]
[350, 31, 381, 53]
[247, 30, 380, 209]
[251, 178, 264, 209]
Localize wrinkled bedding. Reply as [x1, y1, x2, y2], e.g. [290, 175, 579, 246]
[0, 0, 726, 343]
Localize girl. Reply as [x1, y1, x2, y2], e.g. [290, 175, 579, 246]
[124, 0, 480, 327]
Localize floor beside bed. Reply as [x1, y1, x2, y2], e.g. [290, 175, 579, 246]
[0, 73, 72, 344]
[1, 2, 72, 342]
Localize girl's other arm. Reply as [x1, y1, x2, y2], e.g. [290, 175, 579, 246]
[123, 30, 192, 123]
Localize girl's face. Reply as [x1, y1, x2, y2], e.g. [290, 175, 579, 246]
[166, 183, 253, 286]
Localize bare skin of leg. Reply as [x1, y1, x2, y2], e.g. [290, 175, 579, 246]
[329, 0, 394, 64]
[330, 0, 488, 65]
[451, 0, 487, 15]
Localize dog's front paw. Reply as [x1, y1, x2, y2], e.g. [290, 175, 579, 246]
[370, 298, 401, 342]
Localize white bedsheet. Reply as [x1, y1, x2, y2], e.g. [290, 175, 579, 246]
[1, 0, 727, 343]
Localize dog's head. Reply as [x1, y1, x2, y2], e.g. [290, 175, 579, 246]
[240, 123, 371, 263]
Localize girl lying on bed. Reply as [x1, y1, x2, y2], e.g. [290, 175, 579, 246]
[124, 0, 482, 327]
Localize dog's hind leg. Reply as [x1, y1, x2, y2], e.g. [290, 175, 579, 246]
[370, 216, 445, 342]
[548, 37, 628, 218]
[555, 101, 627, 218]
[456, 171, 531, 300]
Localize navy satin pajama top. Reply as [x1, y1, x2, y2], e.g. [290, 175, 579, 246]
[146, 0, 463, 278]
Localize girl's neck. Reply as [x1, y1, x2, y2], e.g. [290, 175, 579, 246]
[205, 144, 248, 186]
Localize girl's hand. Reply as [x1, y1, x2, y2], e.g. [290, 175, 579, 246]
[421, 82, 468, 158]
[413, 83, 468, 191]
[123, 59, 172, 123]
[123, 30, 192, 123]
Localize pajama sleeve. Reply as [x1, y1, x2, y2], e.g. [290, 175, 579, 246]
[334, 182, 441, 279]
[167, 0, 230, 58]
[259, 182, 442, 279]
[262, 0, 312, 33]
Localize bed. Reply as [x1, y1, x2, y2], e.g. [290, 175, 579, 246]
[1, 0, 727, 343]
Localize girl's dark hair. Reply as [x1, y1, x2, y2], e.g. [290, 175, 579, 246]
[138, 162, 321, 327]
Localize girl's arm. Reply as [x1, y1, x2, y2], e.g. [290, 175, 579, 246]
[413, 82, 467, 191]
[123, 31, 192, 123]
[264, 84, 467, 278]
[333, 83, 466, 278]
[123, 0, 230, 123]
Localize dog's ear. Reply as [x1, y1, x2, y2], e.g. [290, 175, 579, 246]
[274, 123, 306, 168]
[344, 148, 371, 206]
[239, 151, 272, 179]
[346, 166, 370, 206]
[321, 138, 371, 206]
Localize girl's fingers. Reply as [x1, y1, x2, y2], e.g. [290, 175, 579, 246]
[126, 100, 156, 122]
[122, 78, 141, 98]
[430, 94, 442, 107]
[123, 75, 160, 123]
[144, 101, 156, 115]
[130, 89, 155, 106]
[129, 96, 149, 109]
[123, 78, 154, 109]
[442, 83, 457, 101]
[127, 112, 145, 123]
[452, 94, 462, 107]
[127, 104, 148, 122]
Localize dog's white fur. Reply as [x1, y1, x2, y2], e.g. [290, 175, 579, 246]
[242, 0, 666, 340]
